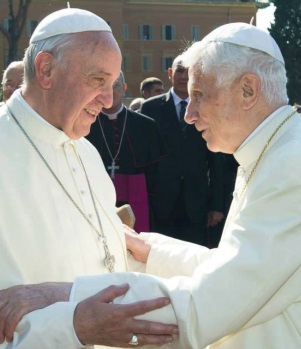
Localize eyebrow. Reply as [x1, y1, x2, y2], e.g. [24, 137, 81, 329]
[89, 70, 112, 77]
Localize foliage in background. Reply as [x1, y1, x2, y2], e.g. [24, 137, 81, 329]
[269, 0, 301, 104]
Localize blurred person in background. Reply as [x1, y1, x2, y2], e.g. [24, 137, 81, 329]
[0, 61, 24, 106]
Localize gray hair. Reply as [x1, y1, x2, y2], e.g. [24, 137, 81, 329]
[23, 33, 92, 86]
[112, 70, 125, 88]
[119, 71, 126, 85]
[182, 41, 288, 105]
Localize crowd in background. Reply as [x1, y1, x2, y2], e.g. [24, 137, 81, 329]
[7, 54, 300, 248]
[2, 8, 301, 348]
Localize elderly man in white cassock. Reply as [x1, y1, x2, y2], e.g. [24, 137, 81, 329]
[2, 21, 301, 349]
[0, 7, 178, 349]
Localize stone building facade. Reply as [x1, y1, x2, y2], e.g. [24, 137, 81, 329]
[0, 0, 257, 97]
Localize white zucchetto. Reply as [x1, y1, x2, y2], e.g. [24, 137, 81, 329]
[30, 8, 111, 44]
[201, 22, 284, 64]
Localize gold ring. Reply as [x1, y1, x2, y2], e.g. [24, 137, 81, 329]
[128, 334, 139, 346]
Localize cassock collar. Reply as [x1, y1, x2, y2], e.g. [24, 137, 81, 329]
[6, 90, 72, 148]
[102, 104, 124, 120]
[234, 105, 296, 169]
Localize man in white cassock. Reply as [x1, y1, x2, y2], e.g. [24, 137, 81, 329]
[2, 22, 301, 349]
[0, 7, 178, 349]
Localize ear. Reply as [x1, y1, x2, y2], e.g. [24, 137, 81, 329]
[34, 52, 55, 89]
[167, 67, 173, 80]
[241, 74, 260, 110]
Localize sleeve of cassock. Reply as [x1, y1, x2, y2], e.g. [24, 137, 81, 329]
[71, 145, 301, 349]
[6, 143, 301, 349]
[72, 272, 192, 349]
[1, 302, 85, 349]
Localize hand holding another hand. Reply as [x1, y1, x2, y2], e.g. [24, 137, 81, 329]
[124, 225, 152, 263]
[0, 282, 178, 348]
[74, 284, 178, 347]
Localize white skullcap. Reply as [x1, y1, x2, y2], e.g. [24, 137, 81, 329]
[202, 22, 284, 64]
[30, 8, 111, 44]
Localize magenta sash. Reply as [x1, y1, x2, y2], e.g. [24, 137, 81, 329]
[113, 174, 149, 232]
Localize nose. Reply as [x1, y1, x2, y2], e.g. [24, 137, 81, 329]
[95, 86, 113, 109]
[184, 101, 199, 124]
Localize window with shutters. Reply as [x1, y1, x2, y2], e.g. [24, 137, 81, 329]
[191, 25, 200, 41]
[139, 25, 153, 40]
[123, 55, 131, 72]
[123, 24, 129, 40]
[142, 55, 152, 72]
[161, 25, 176, 40]
[162, 56, 174, 71]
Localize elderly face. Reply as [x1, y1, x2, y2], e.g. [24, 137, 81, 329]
[2, 65, 23, 102]
[41, 32, 122, 140]
[185, 66, 244, 153]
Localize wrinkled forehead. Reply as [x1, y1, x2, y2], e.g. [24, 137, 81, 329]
[187, 65, 217, 91]
[187, 62, 205, 80]
[188, 67, 199, 85]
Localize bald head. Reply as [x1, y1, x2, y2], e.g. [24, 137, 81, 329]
[1, 61, 24, 102]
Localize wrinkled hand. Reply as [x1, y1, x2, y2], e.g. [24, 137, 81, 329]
[124, 225, 151, 263]
[207, 211, 224, 227]
[0, 282, 72, 343]
[74, 284, 178, 347]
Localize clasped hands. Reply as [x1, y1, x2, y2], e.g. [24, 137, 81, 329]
[0, 227, 177, 347]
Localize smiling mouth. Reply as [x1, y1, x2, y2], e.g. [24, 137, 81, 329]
[84, 108, 99, 117]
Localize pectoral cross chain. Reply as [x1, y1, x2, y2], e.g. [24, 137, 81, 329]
[108, 160, 119, 179]
[104, 254, 116, 273]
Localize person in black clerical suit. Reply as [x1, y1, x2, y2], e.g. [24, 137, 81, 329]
[86, 71, 166, 232]
[141, 55, 225, 246]
[207, 154, 239, 248]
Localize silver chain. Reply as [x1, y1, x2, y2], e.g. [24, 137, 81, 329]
[9, 109, 115, 273]
[97, 108, 128, 164]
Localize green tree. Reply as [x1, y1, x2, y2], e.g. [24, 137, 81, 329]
[0, 0, 32, 65]
[269, 0, 301, 104]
